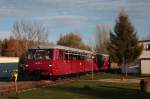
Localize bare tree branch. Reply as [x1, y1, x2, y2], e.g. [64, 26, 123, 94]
[95, 24, 110, 54]
[12, 20, 49, 49]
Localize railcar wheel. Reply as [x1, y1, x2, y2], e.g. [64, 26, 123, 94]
[32, 70, 42, 80]
[50, 76, 57, 81]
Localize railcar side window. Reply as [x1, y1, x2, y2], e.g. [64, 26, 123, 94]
[93, 56, 97, 63]
[84, 54, 91, 60]
[55, 50, 59, 60]
[65, 51, 69, 60]
[71, 52, 75, 60]
[59, 50, 64, 60]
[72, 54, 77, 60]
[69, 51, 73, 60]
[78, 53, 82, 60]
[81, 54, 85, 60]
[48, 49, 53, 60]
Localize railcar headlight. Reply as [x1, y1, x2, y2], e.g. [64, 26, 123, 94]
[49, 64, 52, 67]
[25, 64, 29, 67]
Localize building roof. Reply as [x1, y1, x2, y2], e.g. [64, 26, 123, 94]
[138, 40, 150, 43]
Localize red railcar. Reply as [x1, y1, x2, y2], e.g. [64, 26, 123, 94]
[25, 45, 98, 77]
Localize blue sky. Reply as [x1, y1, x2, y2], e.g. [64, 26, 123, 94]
[0, 0, 150, 44]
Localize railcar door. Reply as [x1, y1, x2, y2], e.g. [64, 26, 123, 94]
[51, 49, 61, 76]
[84, 54, 92, 72]
[71, 52, 80, 74]
[64, 50, 72, 75]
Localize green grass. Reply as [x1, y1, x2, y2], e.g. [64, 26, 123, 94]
[1, 73, 150, 99]
[0, 77, 10, 82]
[1, 80, 150, 99]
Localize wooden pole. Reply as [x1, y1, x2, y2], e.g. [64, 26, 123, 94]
[15, 79, 18, 99]
[15, 80, 18, 93]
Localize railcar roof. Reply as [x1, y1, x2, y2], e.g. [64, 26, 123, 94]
[0, 57, 19, 63]
[96, 53, 109, 56]
[30, 45, 93, 54]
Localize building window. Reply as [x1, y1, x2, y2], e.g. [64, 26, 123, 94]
[146, 44, 150, 51]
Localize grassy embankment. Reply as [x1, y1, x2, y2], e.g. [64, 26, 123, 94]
[0, 73, 150, 99]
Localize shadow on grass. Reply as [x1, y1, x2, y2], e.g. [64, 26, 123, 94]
[8, 96, 19, 99]
[44, 84, 150, 99]
[0, 77, 10, 82]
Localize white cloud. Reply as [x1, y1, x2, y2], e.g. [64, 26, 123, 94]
[37, 15, 88, 21]
[0, 31, 11, 39]
[0, 0, 149, 20]
[0, 0, 149, 40]
[35, 15, 94, 31]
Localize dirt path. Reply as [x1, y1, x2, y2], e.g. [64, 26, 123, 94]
[98, 78, 140, 84]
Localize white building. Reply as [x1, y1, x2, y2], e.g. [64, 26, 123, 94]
[121, 40, 150, 74]
[139, 40, 150, 74]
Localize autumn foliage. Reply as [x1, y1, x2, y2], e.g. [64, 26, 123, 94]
[0, 37, 46, 57]
[0, 20, 49, 58]
[57, 33, 91, 51]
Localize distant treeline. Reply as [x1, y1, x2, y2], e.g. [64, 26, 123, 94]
[0, 37, 47, 57]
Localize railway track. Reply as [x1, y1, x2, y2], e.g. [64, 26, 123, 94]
[0, 78, 79, 94]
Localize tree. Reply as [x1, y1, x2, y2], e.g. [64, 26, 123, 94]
[57, 33, 91, 50]
[1, 37, 22, 57]
[12, 20, 49, 50]
[0, 40, 2, 56]
[95, 25, 110, 54]
[1, 38, 8, 56]
[108, 12, 143, 77]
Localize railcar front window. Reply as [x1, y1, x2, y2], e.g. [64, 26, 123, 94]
[27, 49, 53, 60]
[27, 51, 34, 59]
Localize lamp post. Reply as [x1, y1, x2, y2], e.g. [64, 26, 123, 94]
[11, 70, 18, 98]
[92, 55, 94, 80]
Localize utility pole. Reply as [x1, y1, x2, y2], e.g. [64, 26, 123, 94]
[92, 55, 94, 80]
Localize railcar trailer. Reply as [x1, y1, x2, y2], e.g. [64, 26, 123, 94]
[24, 45, 99, 78]
[0, 57, 19, 78]
[96, 54, 110, 72]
